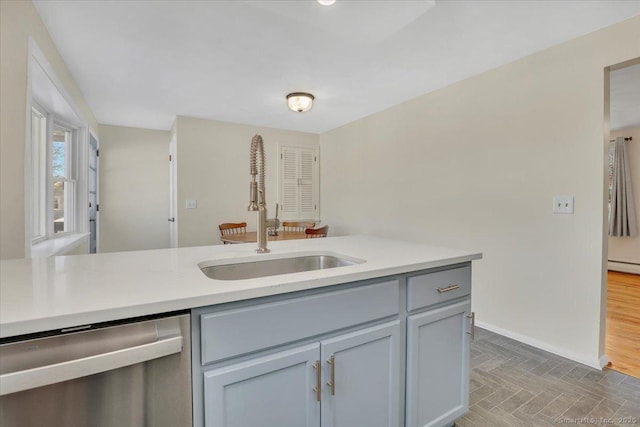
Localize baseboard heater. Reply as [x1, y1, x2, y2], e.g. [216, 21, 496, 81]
[608, 260, 640, 274]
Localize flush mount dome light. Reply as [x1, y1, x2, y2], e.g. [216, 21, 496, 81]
[286, 92, 315, 113]
[317, 0, 336, 5]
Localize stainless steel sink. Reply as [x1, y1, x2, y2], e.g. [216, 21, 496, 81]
[199, 253, 364, 281]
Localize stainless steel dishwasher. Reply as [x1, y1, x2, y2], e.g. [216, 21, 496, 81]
[0, 312, 191, 427]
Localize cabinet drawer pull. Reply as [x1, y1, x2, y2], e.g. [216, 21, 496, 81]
[313, 360, 321, 401]
[326, 356, 335, 396]
[466, 312, 475, 340]
[436, 284, 460, 294]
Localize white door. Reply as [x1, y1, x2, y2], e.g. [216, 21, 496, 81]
[88, 132, 99, 253]
[406, 300, 471, 427]
[168, 134, 177, 248]
[203, 343, 321, 427]
[320, 321, 401, 427]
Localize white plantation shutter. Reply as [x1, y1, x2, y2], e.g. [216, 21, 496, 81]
[299, 149, 315, 218]
[279, 145, 318, 220]
[281, 147, 299, 216]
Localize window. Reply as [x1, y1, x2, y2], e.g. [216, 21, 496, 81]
[608, 142, 615, 217]
[31, 104, 78, 242]
[27, 39, 89, 257]
[279, 145, 319, 220]
[52, 125, 76, 234]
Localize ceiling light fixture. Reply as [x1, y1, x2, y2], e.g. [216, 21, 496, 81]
[317, 0, 336, 5]
[286, 92, 315, 113]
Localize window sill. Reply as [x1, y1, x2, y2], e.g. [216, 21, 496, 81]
[31, 233, 90, 258]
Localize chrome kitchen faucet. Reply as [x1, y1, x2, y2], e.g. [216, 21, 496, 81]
[248, 135, 269, 253]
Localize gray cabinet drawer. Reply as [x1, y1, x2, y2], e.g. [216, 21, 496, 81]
[200, 280, 400, 365]
[407, 266, 470, 312]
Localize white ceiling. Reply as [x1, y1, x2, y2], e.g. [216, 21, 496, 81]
[33, 0, 640, 134]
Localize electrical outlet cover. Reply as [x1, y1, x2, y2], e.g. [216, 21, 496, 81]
[552, 195, 574, 214]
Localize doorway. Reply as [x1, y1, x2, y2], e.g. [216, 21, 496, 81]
[603, 58, 640, 378]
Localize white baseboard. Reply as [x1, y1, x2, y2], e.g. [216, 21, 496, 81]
[475, 320, 607, 370]
[598, 355, 610, 369]
[608, 261, 640, 275]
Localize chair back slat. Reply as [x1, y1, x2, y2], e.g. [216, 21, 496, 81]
[219, 222, 247, 240]
[305, 225, 328, 238]
[282, 221, 315, 232]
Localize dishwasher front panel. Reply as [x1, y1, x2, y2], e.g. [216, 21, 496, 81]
[0, 313, 192, 427]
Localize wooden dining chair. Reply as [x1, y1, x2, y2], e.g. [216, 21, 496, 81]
[218, 222, 247, 244]
[282, 221, 315, 232]
[305, 225, 328, 238]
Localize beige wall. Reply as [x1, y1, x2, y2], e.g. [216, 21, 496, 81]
[175, 116, 319, 248]
[608, 127, 640, 267]
[0, 0, 98, 259]
[320, 17, 640, 367]
[64, 240, 89, 256]
[98, 125, 171, 253]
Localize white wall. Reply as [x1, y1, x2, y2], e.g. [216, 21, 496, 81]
[608, 126, 640, 270]
[175, 116, 319, 248]
[98, 125, 171, 252]
[320, 17, 640, 368]
[0, 0, 98, 259]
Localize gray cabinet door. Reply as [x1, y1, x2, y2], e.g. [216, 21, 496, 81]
[203, 343, 321, 427]
[406, 300, 471, 427]
[320, 321, 401, 427]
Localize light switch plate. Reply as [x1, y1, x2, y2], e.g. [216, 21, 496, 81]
[186, 199, 197, 209]
[552, 195, 574, 214]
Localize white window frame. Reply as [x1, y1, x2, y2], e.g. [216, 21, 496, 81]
[277, 144, 320, 221]
[29, 102, 83, 243]
[30, 104, 47, 243]
[608, 142, 615, 219]
[25, 38, 89, 258]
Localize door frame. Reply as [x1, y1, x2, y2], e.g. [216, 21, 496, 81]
[89, 128, 99, 253]
[600, 56, 640, 367]
[169, 132, 178, 248]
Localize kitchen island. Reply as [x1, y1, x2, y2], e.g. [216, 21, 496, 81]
[1, 235, 481, 427]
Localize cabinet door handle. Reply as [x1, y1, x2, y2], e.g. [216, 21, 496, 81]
[313, 360, 321, 401]
[437, 284, 460, 293]
[466, 312, 475, 340]
[326, 355, 335, 396]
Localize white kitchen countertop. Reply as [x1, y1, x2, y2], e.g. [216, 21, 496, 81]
[0, 236, 481, 339]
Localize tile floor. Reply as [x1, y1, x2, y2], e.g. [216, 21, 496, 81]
[456, 328, 640, 427]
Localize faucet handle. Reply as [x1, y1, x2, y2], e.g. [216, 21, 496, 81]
[266, 218, 280, 229]
[248, 182, 258, 211]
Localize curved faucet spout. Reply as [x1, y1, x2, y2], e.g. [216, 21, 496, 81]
[248, 135, 269, 253]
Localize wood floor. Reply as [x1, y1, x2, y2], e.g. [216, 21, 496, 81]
[457, 328, 640, 427]
[606, 271, 640, 379]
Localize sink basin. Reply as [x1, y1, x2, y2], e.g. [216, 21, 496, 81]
[199, 253, 364, 281]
